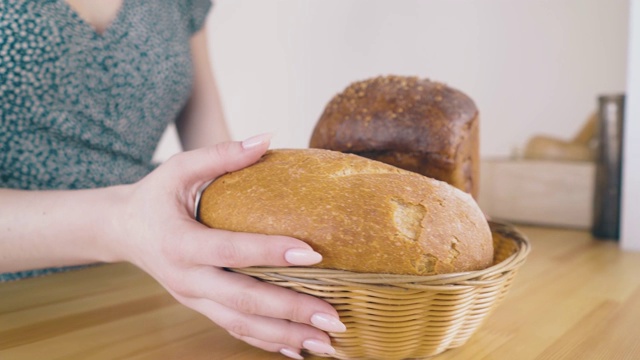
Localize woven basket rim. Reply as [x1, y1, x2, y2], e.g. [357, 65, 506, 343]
[232, 221, 530, 289]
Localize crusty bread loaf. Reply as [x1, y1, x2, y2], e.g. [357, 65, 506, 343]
[310, 75, 480, 198]
[198, 149, 493, 275]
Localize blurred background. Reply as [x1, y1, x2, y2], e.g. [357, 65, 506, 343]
[155, 0, 629, 157]
[154, 0, 637, 248]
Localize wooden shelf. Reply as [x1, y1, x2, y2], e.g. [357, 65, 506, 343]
[479, 159, 596, 229]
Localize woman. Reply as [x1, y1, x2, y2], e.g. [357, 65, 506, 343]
[0, 1, 344, 358]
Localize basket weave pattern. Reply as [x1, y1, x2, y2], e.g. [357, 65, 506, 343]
[233, 222, 530, 360]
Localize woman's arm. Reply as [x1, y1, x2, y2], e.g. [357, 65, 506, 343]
[0, 186, 126, 272]
[176, 26, 232, 150]
[0, 138, 342, 358]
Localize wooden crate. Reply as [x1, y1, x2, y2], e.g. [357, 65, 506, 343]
[478, 159, 596, 229]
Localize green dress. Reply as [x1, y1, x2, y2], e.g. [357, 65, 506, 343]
[0, 0, 212, 281]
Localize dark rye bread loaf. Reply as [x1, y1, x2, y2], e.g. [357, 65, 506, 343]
[310, 75, 480, 198]
[198, 149, 493, 275]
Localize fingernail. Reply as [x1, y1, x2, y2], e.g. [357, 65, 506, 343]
[280, 348, 304, 360]
[311, 313, 347, 333]
[302, 339, 336, 356]
[284, 248, 323, 265]
[241, 133, 273, 149]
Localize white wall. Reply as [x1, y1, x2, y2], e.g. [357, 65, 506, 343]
[197, 0, 628, 157]
[621, 0, 640, 251]
[155, 0, 629, 158]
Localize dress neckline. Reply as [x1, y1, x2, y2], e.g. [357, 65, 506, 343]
[57, 0, 129, 39]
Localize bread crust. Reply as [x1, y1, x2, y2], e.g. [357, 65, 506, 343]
[310, 75, 480, 198]
[198, 149, 492, 275]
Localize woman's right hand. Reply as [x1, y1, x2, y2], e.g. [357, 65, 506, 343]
[112, 134, 345, 359]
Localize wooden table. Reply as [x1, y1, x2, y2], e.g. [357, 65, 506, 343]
[2, 226, 640, 360]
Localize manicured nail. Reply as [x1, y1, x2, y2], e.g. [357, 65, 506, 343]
[311, 313, 347, 333]
[302, 339, 336, 355]
[284, 248, 323, 265]
[241, 133, 273, 149]
[280, 348, 304, 360]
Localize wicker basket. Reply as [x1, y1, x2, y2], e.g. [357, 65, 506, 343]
[232, 221, 530, 360]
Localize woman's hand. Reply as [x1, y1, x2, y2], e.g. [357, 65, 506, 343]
[114, 134, 345, 359]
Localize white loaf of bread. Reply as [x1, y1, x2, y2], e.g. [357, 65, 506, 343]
[198, 149, 493, 275]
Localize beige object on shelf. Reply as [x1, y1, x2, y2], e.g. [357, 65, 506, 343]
[479, 159, 596, 229]
[523, 112, 597, 162]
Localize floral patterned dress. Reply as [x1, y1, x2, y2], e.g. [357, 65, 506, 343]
[0, 0, 212, 281]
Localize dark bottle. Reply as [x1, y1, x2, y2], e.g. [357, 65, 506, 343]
[592, 94, 625, 240]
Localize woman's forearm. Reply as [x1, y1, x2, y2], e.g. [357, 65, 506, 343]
[0, 186, 128, 272]
[0, 140, 344, 357]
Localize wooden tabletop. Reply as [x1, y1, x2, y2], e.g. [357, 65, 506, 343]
[2, 225, 640, 360]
